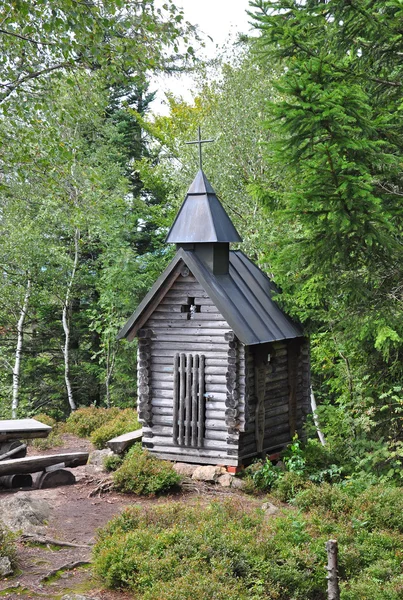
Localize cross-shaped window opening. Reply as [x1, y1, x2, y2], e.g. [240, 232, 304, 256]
[181, 297, 201, 320]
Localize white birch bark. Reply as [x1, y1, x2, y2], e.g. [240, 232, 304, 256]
[62, 228, 80, 412]
[105, 338, 116, 409]
[12, 277, 31, 418]
[310, 386, 326, 446]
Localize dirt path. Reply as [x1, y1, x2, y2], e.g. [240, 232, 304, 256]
[0, 436, 260, 599]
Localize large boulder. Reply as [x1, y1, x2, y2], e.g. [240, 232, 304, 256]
[0, 492, 50, 533]
[0, 556, 13, 577]
[61, 595, 99, 600]
[87, 449, 114, 472]
[173, 463, 197, 478]
[192, 465, 225, 483]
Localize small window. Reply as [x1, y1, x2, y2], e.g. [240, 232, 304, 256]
[181, 297, 201, 320]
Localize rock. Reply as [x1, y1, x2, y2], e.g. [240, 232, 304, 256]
[231, 477, 246, 490]
[0, 556, 13, 577]
[217, 473, 233, 487]
[0, 492, 50, 533]
[88, 449, 114, 468]
[192, 465, 222, 482]
[61, 595, 99, 600]
[261, 502, 279, 516]
[173, 463, 197, 477]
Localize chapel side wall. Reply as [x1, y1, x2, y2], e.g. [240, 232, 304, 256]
[139, 271, 243, 464]
[239, 338, 310, 461]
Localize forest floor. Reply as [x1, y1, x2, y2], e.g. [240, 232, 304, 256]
[0, 435, 265, 600]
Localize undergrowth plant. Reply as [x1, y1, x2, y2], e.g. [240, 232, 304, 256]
[93, 485, 403, 599]
[90, 409, 140, 449]
[64, 407, 140, 449]
[112, 444, 180, 496]
[65, 406, 121, 438]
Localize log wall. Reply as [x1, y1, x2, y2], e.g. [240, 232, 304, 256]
[138, 270, 245, 465]
[239, 339, 311, 460]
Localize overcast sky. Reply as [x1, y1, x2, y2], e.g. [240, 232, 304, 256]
[153, 0, 253, 114]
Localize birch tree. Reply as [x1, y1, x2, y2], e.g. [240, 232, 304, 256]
[11, 277, 31, 418]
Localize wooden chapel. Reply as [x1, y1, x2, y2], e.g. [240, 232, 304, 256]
[118, 168, 311, 467]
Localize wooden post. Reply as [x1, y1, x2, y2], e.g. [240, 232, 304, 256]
[172, 353, 179, 444]
[198, 354, 205, 447]
[191, 354, 199, 447]
[185, 354, 193, 446]
[179, 353, 186, 446]
[326, 539, 340, 600]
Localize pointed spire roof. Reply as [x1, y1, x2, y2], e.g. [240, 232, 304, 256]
[166, 170, 242, 244]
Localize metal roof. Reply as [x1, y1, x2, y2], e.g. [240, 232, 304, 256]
[117, 248, 303, 345]
[166, 170, 242, 244]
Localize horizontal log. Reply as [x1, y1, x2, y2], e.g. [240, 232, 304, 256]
[266, 403, 289, 418]
[0, 474, 33, 489]
[151, 349, 229, 359]
[152, 335, 227, 344]
[0, 452, 89, 476]
[148, 445, 236, 459]
[150, 389, 228, 401]
[107, 430, 143, 454]
[150, 357, 231, 368]
[150, 435, 237, 451]
[150, 327, 228, 337]
[152, 342, 229, 352]
[151, 451, 239, 467]
[152, 399, 225, 412]
[150, 369, 227, 391]
[148, 314, 227, 323]
[37, 469, 75, 489]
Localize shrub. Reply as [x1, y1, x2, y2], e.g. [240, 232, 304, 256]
[65, 407, 121, 438]
[271, 471, 309, 502]
[353, 485, 403, 532]
[103, 453, 123, 472]
[90, 409, 140, 449]
[112, 445, 181, 496]
[93, 484, 403, 599]
[293, 482, 354, 515]
[93, 500, 326, 599]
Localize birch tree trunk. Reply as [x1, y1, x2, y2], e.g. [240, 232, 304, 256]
[62, 228, 80, 412]
[105, 336, 116, 409]
[12, 277, 31, 418]
[310, 386, 326, 446]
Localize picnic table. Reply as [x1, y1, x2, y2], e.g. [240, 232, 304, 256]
[0, 418, 88, 490]
[0, 418, 52, 442]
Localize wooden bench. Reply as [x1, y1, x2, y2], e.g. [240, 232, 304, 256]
[107, 429, 143, 454]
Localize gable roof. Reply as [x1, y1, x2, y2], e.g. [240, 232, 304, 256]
[165, 170, 242, 244]
[117, 248, 303, 345]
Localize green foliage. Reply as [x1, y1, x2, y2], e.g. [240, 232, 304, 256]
[0, 1, 196, 108]
[90, 409, 140, 449]
[93, 485, 403, 599]
[103, 454, 124, 472]
[245, 436, 342, 498]
[65, 407, 121, 438]
[111, 445, 180, 496]
[249, 0, 403, 463]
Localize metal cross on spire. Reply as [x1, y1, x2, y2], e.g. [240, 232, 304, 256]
[185, 126, 214, 171]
